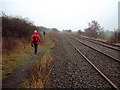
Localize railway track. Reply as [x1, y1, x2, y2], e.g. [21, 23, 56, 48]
[68, 35, 120, 62]
[71, 34, 120, 50]
[66, 35, 120, 90]
[75, 35, 120, 52]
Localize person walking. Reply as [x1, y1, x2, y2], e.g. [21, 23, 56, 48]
[43, 31, 46, 37]
[31, 30, 41, 54]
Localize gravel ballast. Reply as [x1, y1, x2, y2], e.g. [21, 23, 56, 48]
[49, 33, 112, 88]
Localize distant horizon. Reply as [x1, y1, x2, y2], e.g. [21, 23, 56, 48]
[1, 0, 120, 31]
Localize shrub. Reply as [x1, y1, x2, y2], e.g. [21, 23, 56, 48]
[107, 29, 120, 43]
[2, 14, 37, 40]
[2, 13, 38, 53]
[84, 20, 102, 38]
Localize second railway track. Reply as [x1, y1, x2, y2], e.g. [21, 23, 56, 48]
[74, 35, 120, 52]
[71, 34, 120, 50]
[68, 35, 120, 62]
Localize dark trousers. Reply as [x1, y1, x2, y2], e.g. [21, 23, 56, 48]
[34, 44, 38, 54]
[44, 33, 45, 36]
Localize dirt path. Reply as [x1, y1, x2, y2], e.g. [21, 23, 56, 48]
[49, 33, 111, 88]
[2, 42, 52, 88]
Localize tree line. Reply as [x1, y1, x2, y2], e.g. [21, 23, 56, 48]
[77, 20, 120, 43]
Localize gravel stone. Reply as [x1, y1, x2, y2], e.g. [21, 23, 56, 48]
[49, 33, 112, 88]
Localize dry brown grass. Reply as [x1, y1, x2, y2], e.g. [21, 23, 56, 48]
[74, 33, 106, 42]
[39, 35, 47, 46]
[48, 32, 59, 49]
[115, 43, 120, 46]
[27, 54, 52, 88]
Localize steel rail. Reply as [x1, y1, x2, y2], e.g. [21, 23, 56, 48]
[67, 39, 119, 90]
[69, 35, 120, 62]
[77, 36, 120, 52]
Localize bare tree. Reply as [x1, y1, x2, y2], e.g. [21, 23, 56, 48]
[84, 20, 102, 38]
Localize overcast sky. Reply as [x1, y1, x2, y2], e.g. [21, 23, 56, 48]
[1, 0, 120, 31]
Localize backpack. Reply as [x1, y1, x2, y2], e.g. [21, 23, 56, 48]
[33, 35, 38, 43]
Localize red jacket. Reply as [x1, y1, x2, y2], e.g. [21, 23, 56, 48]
[31, 33, 41, 44]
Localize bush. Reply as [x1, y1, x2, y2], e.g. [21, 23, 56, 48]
[2, 38, 18, 54]
[107, 29, 120, 43]
[114, 29, 120, 42]
[2, 14, 37, 40]
[84, 20, 102, 38]
[2, 13, 38, 53]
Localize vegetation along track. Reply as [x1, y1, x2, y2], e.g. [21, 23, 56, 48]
[66, 34, 120, 89]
